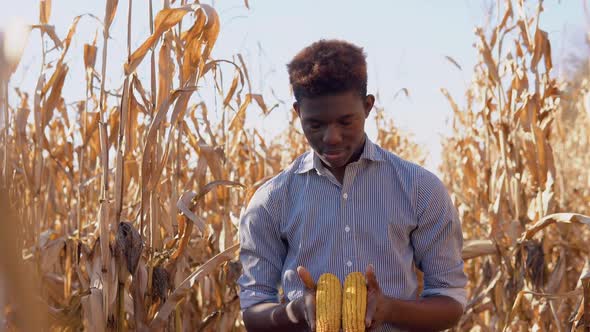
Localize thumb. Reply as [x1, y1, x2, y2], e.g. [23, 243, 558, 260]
[365, 264, 380, 291]
[297, 266, 316, 290]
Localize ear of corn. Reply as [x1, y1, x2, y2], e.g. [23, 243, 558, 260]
[343, 272, 367, 332]
[316, 273, 342, 332]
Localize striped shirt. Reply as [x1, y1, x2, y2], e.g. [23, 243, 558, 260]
[238, 136, 467, 331]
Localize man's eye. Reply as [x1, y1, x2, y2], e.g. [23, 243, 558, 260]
[308, 122, 321, 129]
[340, 121, 352, 127]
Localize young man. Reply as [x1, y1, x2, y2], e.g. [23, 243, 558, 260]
[237, 39, 467, 331]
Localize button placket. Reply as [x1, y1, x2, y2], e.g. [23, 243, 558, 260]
[342, 200, 354, 269]
[341, 165, 358, 269]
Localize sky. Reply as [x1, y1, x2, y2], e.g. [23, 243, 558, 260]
[1, 0, 588, 174]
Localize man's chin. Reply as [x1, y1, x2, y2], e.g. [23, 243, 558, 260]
[319, 156, 349, 169]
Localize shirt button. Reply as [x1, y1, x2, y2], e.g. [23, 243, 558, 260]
[343, 193, 348, 200]
[346, 261, 352, 267]
[345, 225, 350, 232]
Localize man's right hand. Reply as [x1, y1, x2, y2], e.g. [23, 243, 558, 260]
[241, 266, 318, 332]
[295, 266, 317, 331]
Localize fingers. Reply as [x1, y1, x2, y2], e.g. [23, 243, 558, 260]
[365, 294, 377, 328]
[297, 266, 317, 330]
[365, 309, 376, 328]
[304, 291, 316, 331]
[297, 266, 316, 290]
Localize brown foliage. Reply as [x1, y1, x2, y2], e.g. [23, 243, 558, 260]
[440, 1, 590, 330]
[0, 1, 423, 331]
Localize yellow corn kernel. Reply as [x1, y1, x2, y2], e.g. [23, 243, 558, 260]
[315, 273, 342, 332]
[342, 272, 367, 332]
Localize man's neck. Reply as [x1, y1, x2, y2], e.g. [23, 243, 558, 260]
[322, 136, 367, 184]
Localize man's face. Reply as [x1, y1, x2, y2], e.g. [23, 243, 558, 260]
[294, 91, 375, 169]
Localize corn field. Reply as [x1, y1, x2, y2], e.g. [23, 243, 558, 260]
[0, 0, 588, 331]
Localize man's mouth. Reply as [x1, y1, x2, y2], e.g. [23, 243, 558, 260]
[322, 150, 347, 163]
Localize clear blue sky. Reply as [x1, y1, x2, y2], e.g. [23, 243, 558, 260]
[2, 0, 588, 173]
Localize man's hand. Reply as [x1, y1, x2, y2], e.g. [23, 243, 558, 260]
[365, 264, 386, 330]
[362, 264, 464, 331]
[241, 266, 318, 332]
[295, 266, 317, 331]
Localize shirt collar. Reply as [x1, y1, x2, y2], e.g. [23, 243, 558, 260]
[295, 135, 384, 175]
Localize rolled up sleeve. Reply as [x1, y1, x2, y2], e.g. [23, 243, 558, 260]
[237, 184, 287, 310]
[411, 170, 468, 308]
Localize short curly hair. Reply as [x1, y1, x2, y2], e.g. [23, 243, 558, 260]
[287, 39, 368, 102]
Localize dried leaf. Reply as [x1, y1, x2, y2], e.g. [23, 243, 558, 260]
[223, 70, 240, 107]
[462, 239, 497, 260]
[181, 10, 207, 83]
[200, 4, 220, 62]
[176, 191, 206, 234]
[132, 259, 148, 329]
[476, 29, 501, 85]
[156, 32, 174, 110]
[125, 4, 213, 74]
[228, 93, 251, 132]
[40, 0, 52, 24]
[60, 16, 81, 63]
[531, 28, 551, 71]
[518, 213, 590, 242]
[83, 44, 98, 71]
[42, 65, 68, 126]
[545, 251, 565, 293]
[104, 0, 119, 31]
[238, 53, 252, 93]
[176, 180, 244, 234]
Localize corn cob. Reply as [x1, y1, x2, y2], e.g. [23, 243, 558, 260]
[315, 273, 342, 332]
[342, 272, 367, 332]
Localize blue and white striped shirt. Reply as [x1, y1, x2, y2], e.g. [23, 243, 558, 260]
[238, 137, 467, 331]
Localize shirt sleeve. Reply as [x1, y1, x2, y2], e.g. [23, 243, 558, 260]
[237, 183, 287, 310]
[411, 170, 468, 308]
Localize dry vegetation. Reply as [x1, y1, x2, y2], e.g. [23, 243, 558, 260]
[0, 0, 588, 331]
[0, 0, 423, 331]
[440, 1, 590, 330]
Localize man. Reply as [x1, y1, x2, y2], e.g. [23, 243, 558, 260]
[237, 39, 467, 331]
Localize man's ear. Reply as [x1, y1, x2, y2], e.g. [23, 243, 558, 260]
[293, 102, 300, 117]
[364, 94, 375, 118]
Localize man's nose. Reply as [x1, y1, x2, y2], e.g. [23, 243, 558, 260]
[323, 125, 343, 145]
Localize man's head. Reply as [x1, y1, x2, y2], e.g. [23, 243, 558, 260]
[287, 39, 375, 170]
